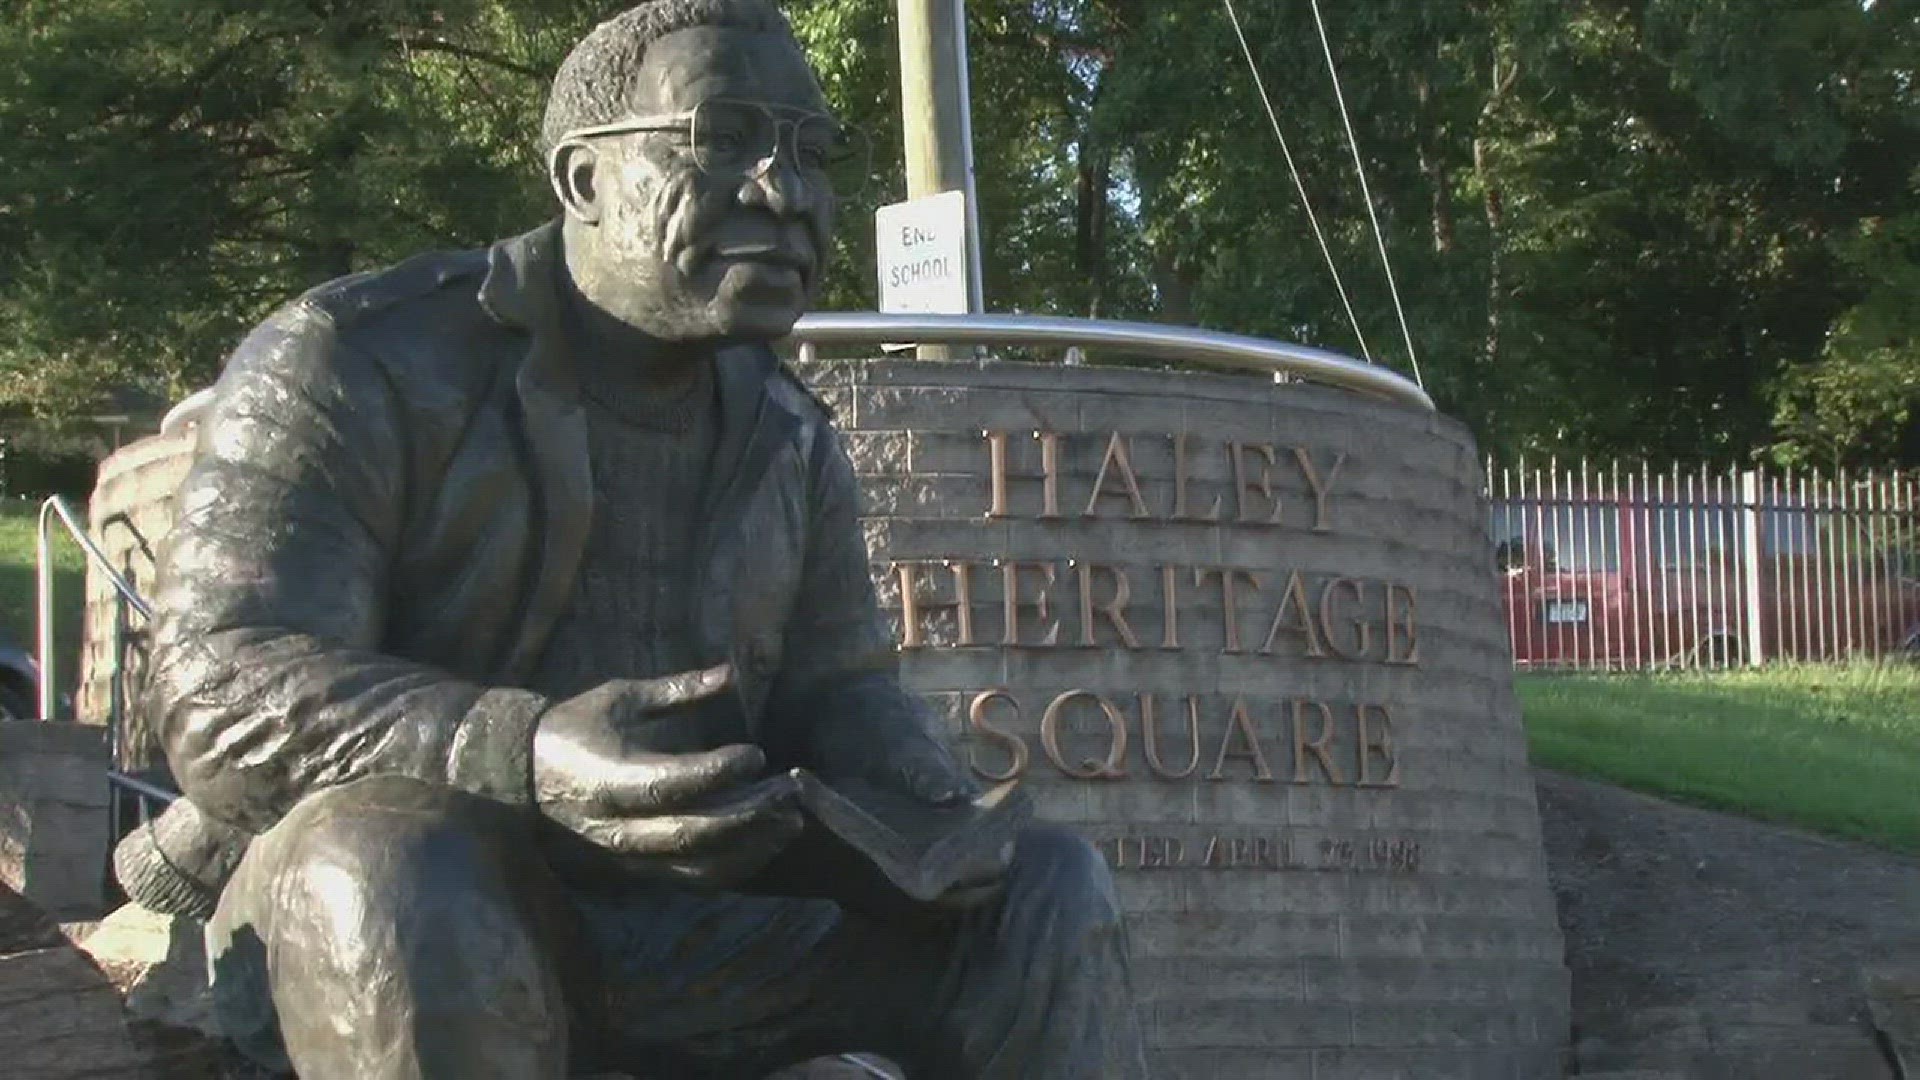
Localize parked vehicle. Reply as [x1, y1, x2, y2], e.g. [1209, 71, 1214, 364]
[1490, 480, 1920, 670]
[0, 635, 40, 718]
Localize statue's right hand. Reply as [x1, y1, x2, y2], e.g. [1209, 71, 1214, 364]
[532, 664, 803, 888]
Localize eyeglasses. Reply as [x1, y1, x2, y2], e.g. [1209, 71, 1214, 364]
[557, 98, 874, 198]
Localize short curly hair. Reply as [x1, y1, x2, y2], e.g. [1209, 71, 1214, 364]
[541, 0, 792, 158]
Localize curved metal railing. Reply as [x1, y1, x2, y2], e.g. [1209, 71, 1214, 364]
[790, 312, 1435, 411]
[108, 769, 179, 807]
[37, 495, 152, 720]
[160, 388, 215, 438]
[35, 495, 172, 837]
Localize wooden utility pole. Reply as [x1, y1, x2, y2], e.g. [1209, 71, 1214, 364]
[896, 0, 984, 357]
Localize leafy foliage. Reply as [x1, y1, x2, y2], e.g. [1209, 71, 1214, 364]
[0, 0, 1913, 467]
[0, 0, 571, 417]
[1768, 212, 1920, 468]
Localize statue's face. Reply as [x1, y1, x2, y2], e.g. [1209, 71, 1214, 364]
[559, 27, 837, 344]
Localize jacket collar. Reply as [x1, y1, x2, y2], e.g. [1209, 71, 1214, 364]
[476, 219, 789, 429]
[477, 221, 564, 338]
[478, 221, 575, 397]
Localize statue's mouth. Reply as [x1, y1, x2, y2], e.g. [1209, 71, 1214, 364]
[710, 243, 815, 296]
[713, 243, 812, 272]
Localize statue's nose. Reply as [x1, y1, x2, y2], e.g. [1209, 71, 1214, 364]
[737, 154, 814, 217]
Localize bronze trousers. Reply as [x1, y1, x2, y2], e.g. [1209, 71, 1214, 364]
[206, 775, 1149, 1080]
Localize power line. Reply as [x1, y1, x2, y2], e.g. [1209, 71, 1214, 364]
[1219, 0, 1376, 366]
[1306, 0, 1425, 390]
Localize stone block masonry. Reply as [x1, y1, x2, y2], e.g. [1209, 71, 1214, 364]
[0, 720, 110, 921]
[80, 428, 195, 764]
[799, 358, 1570, 1079]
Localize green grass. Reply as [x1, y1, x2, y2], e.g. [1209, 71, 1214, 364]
[1519, 663, 1920, 854]
[0, 498, 87, 706]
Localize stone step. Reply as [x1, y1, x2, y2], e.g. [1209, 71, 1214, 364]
[0, 721, 112, 923]
[0, 946, 150, 1079]
[2, 882, 147, 1079]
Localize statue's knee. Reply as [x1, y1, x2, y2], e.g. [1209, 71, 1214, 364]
[1008, 824, 1121, 928]
[209, 777, 549, 1067]
[251, 775, 534, 930]
[214, 778, 569, 1070]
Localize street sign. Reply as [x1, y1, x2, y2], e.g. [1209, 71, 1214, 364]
[876, 190, 970, 315]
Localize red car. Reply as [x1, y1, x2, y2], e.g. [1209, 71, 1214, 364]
[1491, 494, 1920, 669]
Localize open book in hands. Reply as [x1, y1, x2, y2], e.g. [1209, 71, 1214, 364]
[739, 769, 1034, 921]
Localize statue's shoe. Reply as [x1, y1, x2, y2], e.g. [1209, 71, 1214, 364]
[112, 798, 249, 920]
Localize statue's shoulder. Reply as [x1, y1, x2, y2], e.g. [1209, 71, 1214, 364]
[293, 247, 492, 332]
[225, 246, 500, 406]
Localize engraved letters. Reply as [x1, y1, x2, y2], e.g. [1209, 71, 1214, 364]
[894, 559, 1419, 665]
[1098, 833, 1422, 873]
[963, 693, 1405, 790]
[984, 430, 1345, 528]
[902, 432, 1418, 811]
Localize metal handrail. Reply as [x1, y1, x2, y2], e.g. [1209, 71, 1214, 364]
[790, 312, 1436, 411]
[108, 769, 179, 807]
[37, 495, 153, 720]
[160, 388, 216, 438]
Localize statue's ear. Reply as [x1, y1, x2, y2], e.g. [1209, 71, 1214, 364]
[549, 140, 604, 225]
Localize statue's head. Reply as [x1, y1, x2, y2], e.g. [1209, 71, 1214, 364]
[544, 0, 853, 345]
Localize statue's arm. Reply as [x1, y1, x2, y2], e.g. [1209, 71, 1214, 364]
[145, 303, 546, 833]
[771, 426, 975, 805]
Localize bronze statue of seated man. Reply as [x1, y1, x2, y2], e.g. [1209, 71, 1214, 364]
[132, 2, 1148, 1076]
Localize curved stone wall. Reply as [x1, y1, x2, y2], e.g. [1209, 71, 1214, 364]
[800, 358, 1568, 1079]
[79, 428, 193, 762]
[82, 356, 1569, 1076]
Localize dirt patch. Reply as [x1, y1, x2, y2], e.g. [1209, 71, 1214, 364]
[1538, 768, 1920, 1078]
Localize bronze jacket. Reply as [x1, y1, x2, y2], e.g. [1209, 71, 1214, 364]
[145, 222, 959, 839]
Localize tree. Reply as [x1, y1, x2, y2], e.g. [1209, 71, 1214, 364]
[1, 0, 1914, 470]
[0, 0, 575, 418]
[1769, 210, 1920, 469]
[1479, 0, 1919, 465]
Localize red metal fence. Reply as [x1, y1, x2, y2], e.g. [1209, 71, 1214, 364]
[1486, 463, 1920, 671]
